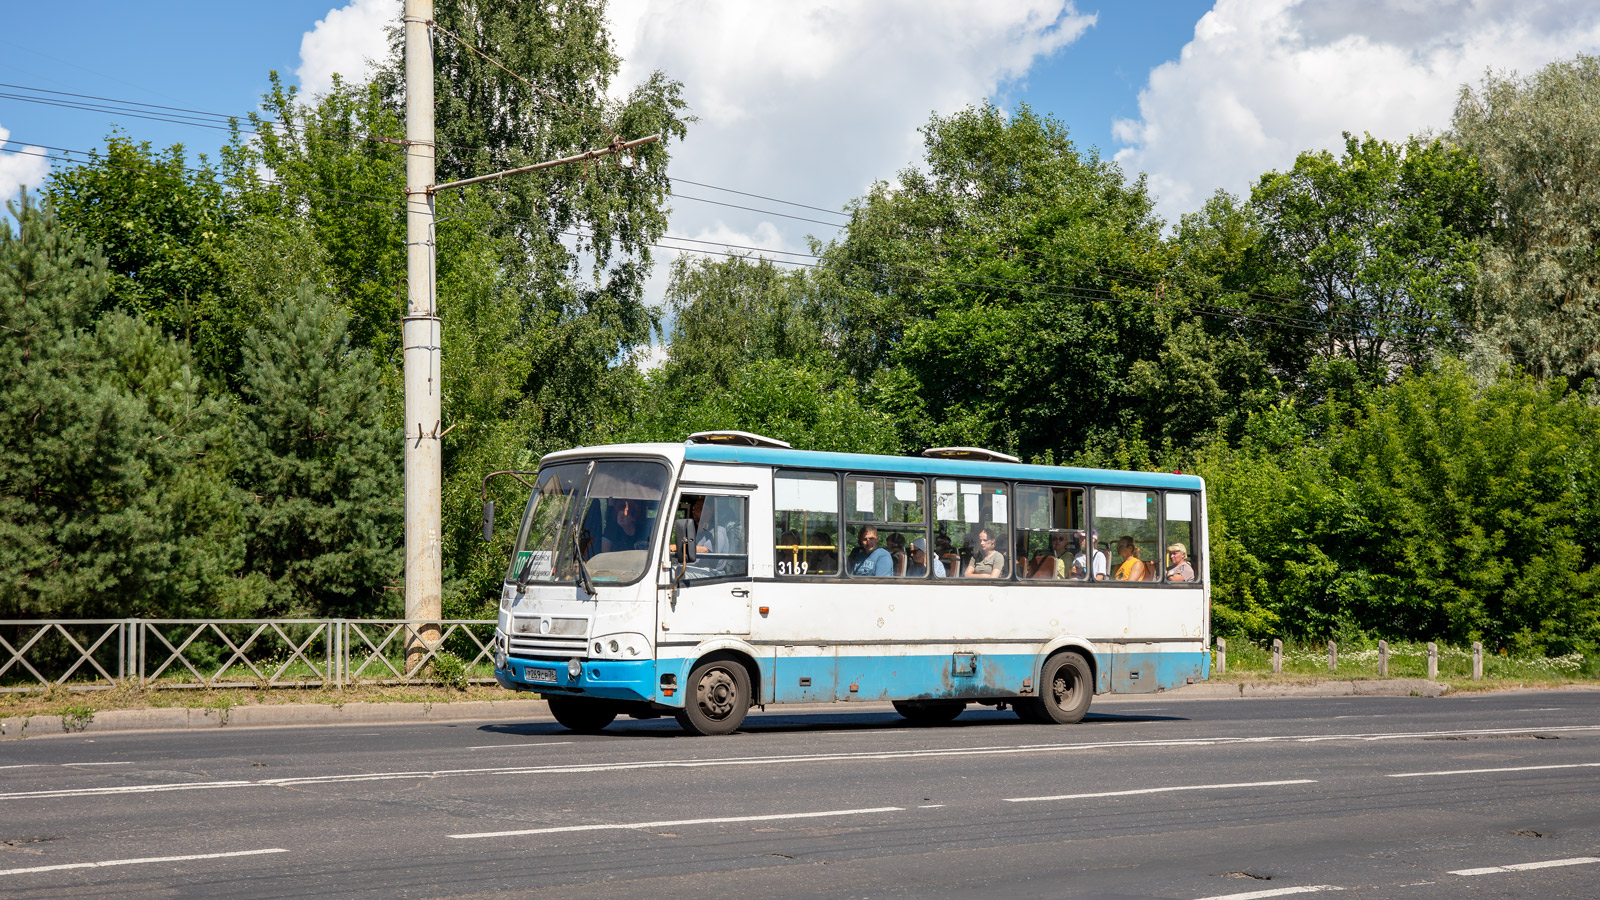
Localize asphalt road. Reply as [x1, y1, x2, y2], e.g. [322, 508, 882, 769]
[3, 690, 1599, 899]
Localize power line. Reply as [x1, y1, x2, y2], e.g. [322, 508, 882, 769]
[667, 191, 846, 229]
[668, 177, 851, 219]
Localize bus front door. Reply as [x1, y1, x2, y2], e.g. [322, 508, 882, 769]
[659, 491, 753, 638]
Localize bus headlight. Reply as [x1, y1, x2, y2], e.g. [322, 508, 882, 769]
[589, 633, 650, 660]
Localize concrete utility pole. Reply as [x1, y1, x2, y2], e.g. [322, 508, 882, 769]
[399, 0, 659, 670]
[402, 0, 441, 667]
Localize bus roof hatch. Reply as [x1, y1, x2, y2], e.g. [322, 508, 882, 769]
[921, 446, 1022, 464]
[686, 430, 793, 449]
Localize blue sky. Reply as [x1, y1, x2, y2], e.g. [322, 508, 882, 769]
[0, 2, 1207, 204]
[1005, 1, 1216, 161]
[0, 3, 343, 167]
[5, 0, 1600, 275]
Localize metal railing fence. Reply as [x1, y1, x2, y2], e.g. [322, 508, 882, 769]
[0, 619, 497, 693]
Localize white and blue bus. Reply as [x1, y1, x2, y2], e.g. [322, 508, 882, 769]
[488, 432, 1210, 735]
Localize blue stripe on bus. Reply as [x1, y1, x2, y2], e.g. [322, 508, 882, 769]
[682, 444, 1206, 490]
[497, 650, 1210, 707]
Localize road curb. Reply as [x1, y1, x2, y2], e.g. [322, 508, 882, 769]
[0, 679, 1465, 740]
[0, 699, 551, 741]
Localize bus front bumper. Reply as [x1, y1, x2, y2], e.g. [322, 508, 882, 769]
[496, 656, 659, 704]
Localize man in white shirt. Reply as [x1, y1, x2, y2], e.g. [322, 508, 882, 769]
[1061, 531, 1108, 581]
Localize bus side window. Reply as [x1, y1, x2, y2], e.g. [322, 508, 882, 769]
[935, 479, 1010, 578]
[1014, 485, 1085, 580]
[774, 471, 840, 577]
[1163, 492, 1199, 584]
[1094, 488, 1159, 582]
[684, 495, 749, 582]
[845, 476, 927, 578]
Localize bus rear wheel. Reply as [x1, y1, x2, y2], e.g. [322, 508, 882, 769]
[893, 699, 966, 725]
[675, 657, 751, 736]
[547, 696, 617, 733]
[1023, 651, 1093, 724]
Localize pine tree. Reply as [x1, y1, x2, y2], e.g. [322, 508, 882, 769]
[234, 289, 402, 617]
[0, 197, 241, 618]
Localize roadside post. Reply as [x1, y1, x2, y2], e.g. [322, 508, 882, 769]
[399, 0, 659, 670]
[1216, 636, 1226, 675]
[1378, 640, 1388, 676]
[1427, 642, 1438, 680]
[1272, 638, 1283, 674]
[1472, 641, 1483, 680]
[1328, 640, 1337, 672]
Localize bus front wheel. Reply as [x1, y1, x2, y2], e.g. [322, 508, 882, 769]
[1018, 652, 1093, 724]
[547, 696, 618, 733]
[675, 657, 751, 736]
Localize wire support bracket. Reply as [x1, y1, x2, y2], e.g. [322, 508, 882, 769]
[431, 134, 661, 193]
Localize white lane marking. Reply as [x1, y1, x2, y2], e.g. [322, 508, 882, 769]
[0, 848, 287, 877]
[918, 804, 945, 808]
[1389, 762, 1600, 778]
[467, 742, 572, 750]
[1006, 779, 1316, 803]
[0, 762, 132, 770]
[9, 725, 1600, 802]
[449, 806, 904, 840]
[1194, 887, 1344, 899]
[1450, 856, 1600, 876]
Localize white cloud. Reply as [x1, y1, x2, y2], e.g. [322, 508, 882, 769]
[1113, 0, 1600, 225]
[296, 0, 400, 98]
[0, 124, 51, 205]
[606, 1, 1093, 310]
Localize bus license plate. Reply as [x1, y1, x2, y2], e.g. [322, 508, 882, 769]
[526, 668, 558, 684]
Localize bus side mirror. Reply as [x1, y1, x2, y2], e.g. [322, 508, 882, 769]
[482, 500, 495, 542]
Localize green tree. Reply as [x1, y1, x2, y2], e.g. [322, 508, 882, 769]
[0, 198, 242, 619]
[225, 74, 403, 356]
[234, 290, 402, 617]
[46, 135, 254, 378]
[659, 254, 837, 391]
[1250, 133, 1489, 381]
[374, 0, 690, 451]
[1199, 363, 1600, 653]
[819, 102, 1170, 458]
[1454, 55, 1600, 387]
[629, 359, 901, 455]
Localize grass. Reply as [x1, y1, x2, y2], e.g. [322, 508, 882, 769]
[0, 681, 522, 720]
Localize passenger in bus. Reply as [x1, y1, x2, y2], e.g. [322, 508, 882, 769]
[689, 496, 725, 555]
[1166, 542, 1195, 582]
[1062, 530, 1107, 580]
[848, 525, 894, 576]
[601, 499, 649, 553]
[934, 532, 959, 576]
[808, 530, 838, 575]
[906, 537, 946, 577]
[1113, 535, 1148, 581]
[965, 528, 1006, 578]
[778, 530, 802, 573]
[885, 532, 909, 577]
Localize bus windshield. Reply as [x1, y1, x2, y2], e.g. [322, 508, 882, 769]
[507, 459, 670, 586]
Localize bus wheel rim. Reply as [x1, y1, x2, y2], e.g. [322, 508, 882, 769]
[698, 668, 737, 718]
